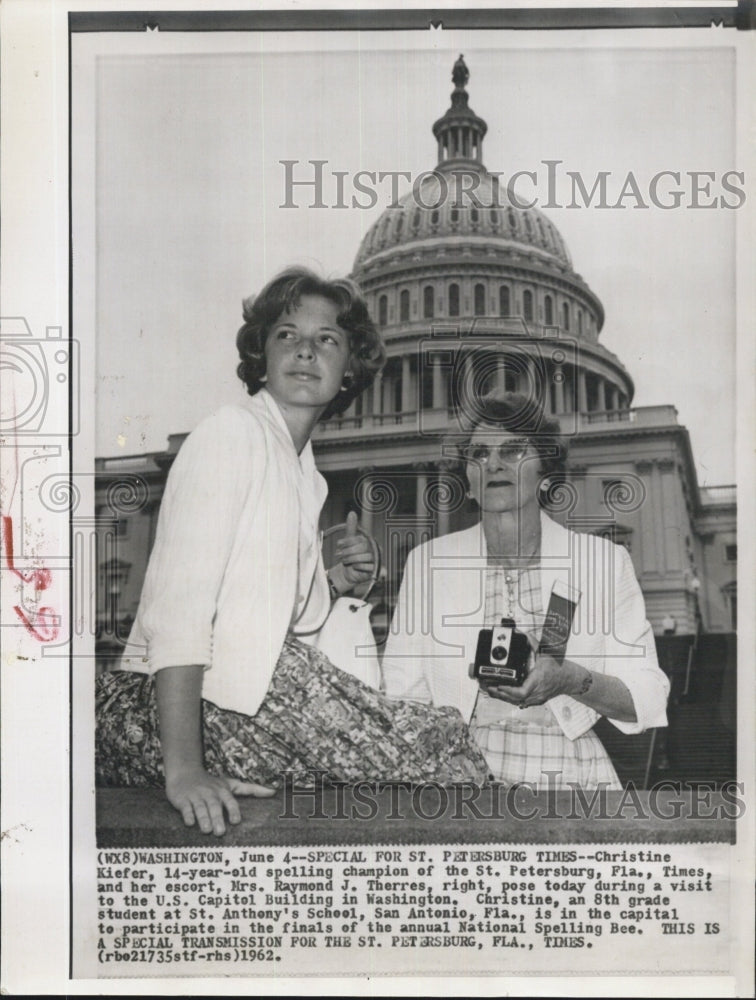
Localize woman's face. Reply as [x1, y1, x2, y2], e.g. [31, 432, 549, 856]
[464, 424, 543, 514]
[263, 294, 352, 414]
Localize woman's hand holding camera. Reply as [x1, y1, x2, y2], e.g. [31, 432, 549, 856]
[487, 653, 589, 708]
[487, 653, 637, 723]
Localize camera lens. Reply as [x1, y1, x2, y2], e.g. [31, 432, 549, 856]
[491, 645, 507, 661]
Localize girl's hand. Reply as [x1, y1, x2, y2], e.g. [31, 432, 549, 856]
[331, 511, 376, 591]
[165, 764, 275, 836]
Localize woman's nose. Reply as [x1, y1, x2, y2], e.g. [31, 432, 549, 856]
[295, 337, 315, 360]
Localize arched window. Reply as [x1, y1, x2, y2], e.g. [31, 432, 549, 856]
[378, 294, 388, 327]
[431, 209, 439, 226]
[562, 302, 570, 330]
[577, 309, 583, 334]
[448, 283, 460, 317]
[399, 289, 410, 322]
[474, 283, 486, 317]
[490, 208, 499, 226]
[395, 213, 403, 237]
[412, 208, 421, 231]
[450, 208, 459, 224]
[523, 289, 533, 322]
[470, 207, 479, 224]
[423, 285, 435, 319]
[544, 295, 553, 326]
[499, 285, 510, 317]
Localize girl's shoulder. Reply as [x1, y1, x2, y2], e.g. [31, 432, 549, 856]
[189, 401, 270, 445]
[170, 403, 272, 481]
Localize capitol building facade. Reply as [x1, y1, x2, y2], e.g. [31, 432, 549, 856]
[95, 58, 736, 650]
[309, 57, 735, 639]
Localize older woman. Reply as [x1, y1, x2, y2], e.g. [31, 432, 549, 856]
[382, 390, 669, 789]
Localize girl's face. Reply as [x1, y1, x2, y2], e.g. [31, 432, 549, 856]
[263, 294, 352, 414]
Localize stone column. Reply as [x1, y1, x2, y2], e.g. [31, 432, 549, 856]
[649, 460, 668, 575]
[382, 370, 393, 414]
[496, 353, 507, 392]
[415, 465, 428, 520]
[432, 356, 445, 409]
[372, 372, 383, 418]
[596, 377, 607, 413]
[635, 459, 658, 574]
[578, 370, 588, 413]
[611, 385, 620, 411]
[461, 348, 475, 408]
[435, 461, 456, 537]
[357, 470, 374, 538]
[401, 355, 412, 413]
[516, 354, 528, 396]
[555, 367, 565, 413]
[659, 458, 683, 575]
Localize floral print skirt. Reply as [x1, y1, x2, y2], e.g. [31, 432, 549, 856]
[96, 634, 491, 788]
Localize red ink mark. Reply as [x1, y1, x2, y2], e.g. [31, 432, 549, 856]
[2, 516, 52, 590]
[13, 605, 60, 642]
[2, 515, 59, 642]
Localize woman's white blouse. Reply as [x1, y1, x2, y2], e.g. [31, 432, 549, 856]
[120, 389, 331, 717]
[382, 514, 670, 740]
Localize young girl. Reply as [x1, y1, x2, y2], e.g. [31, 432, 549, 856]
[96, 268, 489, 835]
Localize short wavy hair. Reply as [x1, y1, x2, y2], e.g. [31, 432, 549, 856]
[236, 267, 386, 420]
[454, 389, 568, 506]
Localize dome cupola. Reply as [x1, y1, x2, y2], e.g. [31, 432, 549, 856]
[432, 55, 488, 172]
[354, 56, 575, 275]
[349, 57, 633, 422]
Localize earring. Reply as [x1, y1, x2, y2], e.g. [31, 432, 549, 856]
[259, 373, 268, 383]
[340, 372, 354, 392]
[540, 478, 551, 491]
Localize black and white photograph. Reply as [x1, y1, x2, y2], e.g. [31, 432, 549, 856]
[1, 1, 754, 994]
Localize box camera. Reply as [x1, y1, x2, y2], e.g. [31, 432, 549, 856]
[469, 617, 530, 687]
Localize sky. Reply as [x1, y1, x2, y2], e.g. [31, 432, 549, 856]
[82, 29, 742, 486]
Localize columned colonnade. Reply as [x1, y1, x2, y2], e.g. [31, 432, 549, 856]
[356, 461, 459, 541]
[347, 347, 628, 420]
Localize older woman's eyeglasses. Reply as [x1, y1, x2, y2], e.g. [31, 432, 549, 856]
[461, 439, 530, 464]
